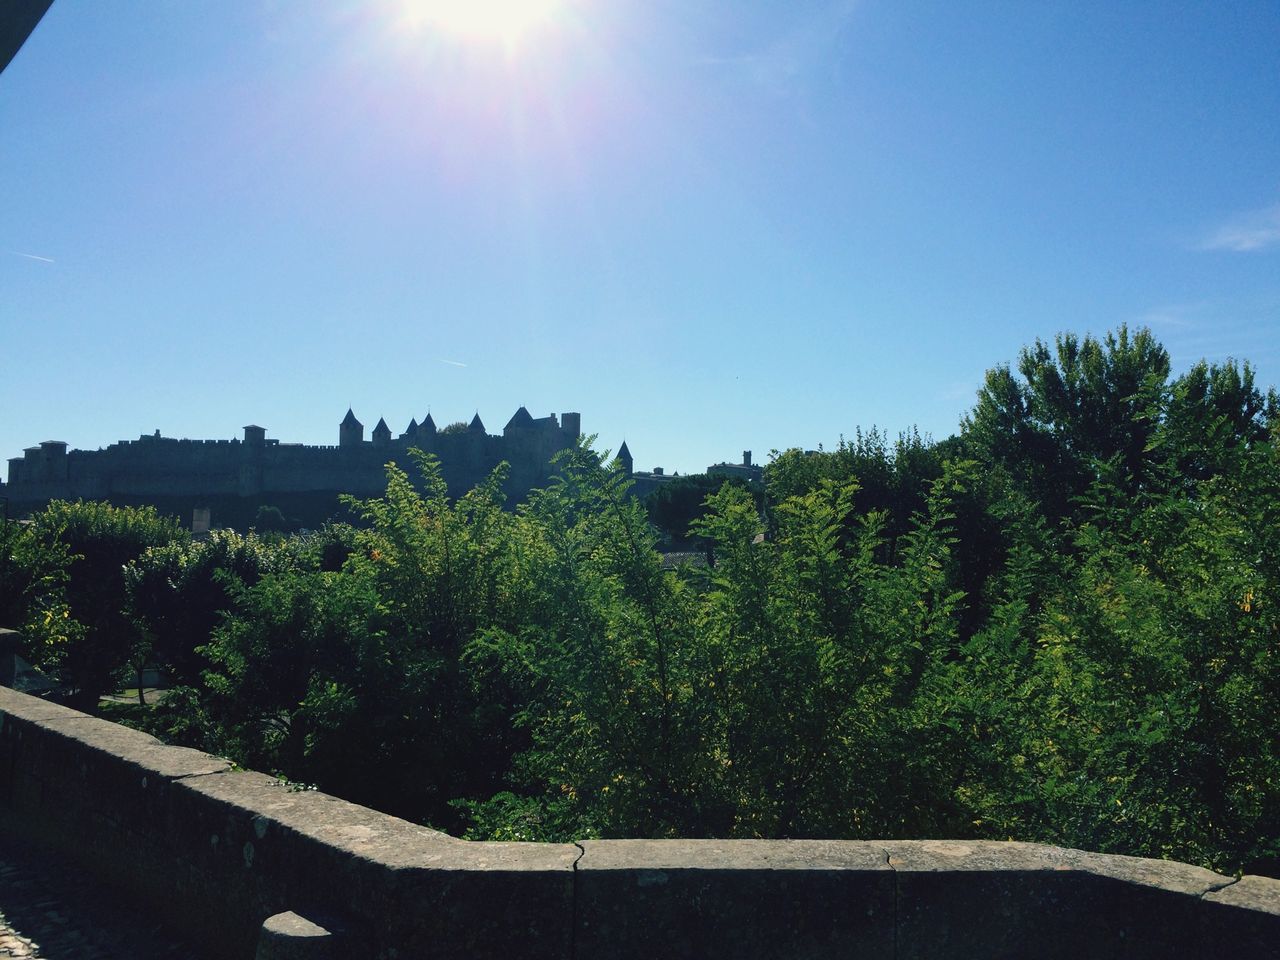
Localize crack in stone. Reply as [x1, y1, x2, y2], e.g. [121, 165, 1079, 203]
[879, 847, 897, 960]
[173, 767, 233, 781]
[1199, 875, 1241, 898]
[569, 843, 586, 960]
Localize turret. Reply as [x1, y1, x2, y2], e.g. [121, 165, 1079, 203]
[420, 412, 437, 437]
[340, 408, 363, 448]
[617, 440, 633, 476]
[402, 417, 419, 440]
[504, 406, 534, 434]
[244, 425, 266, 447]
[31, 441, 68, 482]
[372, 417, 392, 448]
[561, 412, 581, 440]
[469, 413, 485, 433]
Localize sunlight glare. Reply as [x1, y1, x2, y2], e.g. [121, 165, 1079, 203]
[399, 0, 566, 47]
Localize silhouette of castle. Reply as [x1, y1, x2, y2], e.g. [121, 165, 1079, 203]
[3, 408, 583, 526]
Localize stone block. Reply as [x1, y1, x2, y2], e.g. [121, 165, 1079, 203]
[575, 839, 894, 959]
[885, 840, 1227, 960]
[256, 911, 338, 960]
[1201, 874, 1280, 955]
[169, 769, 577, 960]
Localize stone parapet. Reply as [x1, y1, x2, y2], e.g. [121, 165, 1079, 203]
[0, 686, 1276, 959]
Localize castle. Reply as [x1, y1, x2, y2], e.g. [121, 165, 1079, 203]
[2, 408, 585, 527]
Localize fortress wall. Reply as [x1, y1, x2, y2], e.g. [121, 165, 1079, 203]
[259, 445, 387, 495]
[5, 414, 577, 518]
[1, 686, 1276, 960]
[81, 439, 245, 497]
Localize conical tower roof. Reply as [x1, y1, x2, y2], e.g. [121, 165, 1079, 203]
[373, 417, 391, 438]
[469, 412, 485, 432]
[618, 440, 632, 460]
[505, 406, 534, 430]
[421, 413, 437, 432]
[405, 417, 419, 435]
[341, 408, 362, 428]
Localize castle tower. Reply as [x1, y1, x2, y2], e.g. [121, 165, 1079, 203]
[469, 413, 486, 433]
[402, 418, 418, 440]
[420, 413, 437, 437]
[339, 409, 363, 448]
[243, 425, 266, 447]
[561, 412, 581, 440]
[372, 417, 391, 448]
[617, 440, 633, 476]
[503, 406, 534, 435]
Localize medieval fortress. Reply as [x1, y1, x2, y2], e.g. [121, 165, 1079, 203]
[2, 407, 587, 522]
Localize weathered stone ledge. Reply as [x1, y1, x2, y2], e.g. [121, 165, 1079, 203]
[1, 686, 1276, 959]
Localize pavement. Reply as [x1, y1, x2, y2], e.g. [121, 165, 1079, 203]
[0, 831, 197, 959]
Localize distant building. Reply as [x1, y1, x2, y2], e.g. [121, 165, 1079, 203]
[707, 450, 763, 485]
[2, 407, 583, 526]
[612, 440, 684, 498]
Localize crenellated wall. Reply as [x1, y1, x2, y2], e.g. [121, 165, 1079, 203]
[3, 411, 584, 523]
[0, 686, 1276, 959]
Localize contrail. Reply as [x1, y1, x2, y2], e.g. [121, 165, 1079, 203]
[437, 358, 467, 367]
[12, 251, 54, 263]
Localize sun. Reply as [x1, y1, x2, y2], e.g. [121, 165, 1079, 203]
[398, 0, 566, 47]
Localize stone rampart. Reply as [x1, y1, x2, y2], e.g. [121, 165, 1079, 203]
[0, 686, 1275, 959]
[4, 410, 585, 523]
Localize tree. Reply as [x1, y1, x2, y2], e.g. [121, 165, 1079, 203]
[1159, 359, 1278, 486]
[964, 325, 1171, 520]
[465, 442, 710, 838]
[21, 501, 186, 709]
[765, 429, 944, 541]
[0, 519, 35, 629]
[252, 504, 288, 533]
[464, 447, 970, 840]
[195, 452, 537, 829]
[644, 473, 753, 548]
[125, 529, 282, 691]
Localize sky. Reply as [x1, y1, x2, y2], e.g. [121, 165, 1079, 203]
[2, 1, 1279, 475]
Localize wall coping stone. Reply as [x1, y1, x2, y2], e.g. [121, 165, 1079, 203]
[256, 911, 339, 960]
[1204, 874, 1280, 915]
[2, 684, 1277, 959]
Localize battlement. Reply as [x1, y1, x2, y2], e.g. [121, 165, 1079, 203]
[4, 408, 587, 523]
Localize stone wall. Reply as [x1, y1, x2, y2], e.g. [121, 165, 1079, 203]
[3, 412, 582, 522]
[0, 686, 1275, 959]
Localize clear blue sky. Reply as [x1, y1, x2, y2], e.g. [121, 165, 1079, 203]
[3, 1, 1278, 475]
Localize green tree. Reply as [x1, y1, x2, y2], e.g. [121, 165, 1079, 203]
[0, 519, 36, 629]
[22, 501, 186, 709]
[196, 452, 536, 828]
[964, 325, 1171, 521]
[1159, 359, 1278, 486]
[252, 504, 289, 533]
[644, 472, 753, 548]
[464, 442, 711, 838]
[125, 529, 283, 690]
[465, 447, 970, 840]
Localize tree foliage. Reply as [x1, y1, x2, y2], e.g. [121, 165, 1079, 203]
[5, 329, 1278, 874]
[17, 501, 187, 709]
